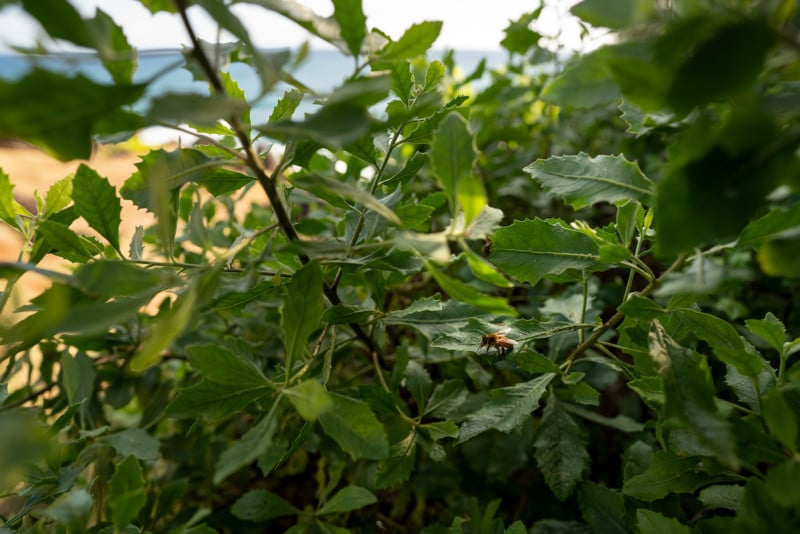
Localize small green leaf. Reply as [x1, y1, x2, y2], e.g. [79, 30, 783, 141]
[404, 361, 432, 415]
[745, 312, 786, 354]
[37, 220, 92, 259]
[379, 21, 442, 61]
[257, 104, 371, 148]
[541, 47, 620, 108]
[424, 260, 516, 316]
[284, 380, 333, 421]
[269, 89, 304, 123]
[319, 393, 389, 460]
[430, 112, 481, 220]
[0, 169, 18, 226]
[489, 218, 600, 286]
[281, 261, 324, 377]
[699, 484, 744, 511]
[510, 351, 560, 374]
[571, 0, 649, 30]
[317, 486, 377, 515]
[459, 373, 556, 443]
[146, 93, 249, 126]
[131, 284, 197, 372]
[41, 488, 93, 530]
[43, 175, 73, 217]
[215, 401, 283, 484]
[525, 153, 653, 209]
[88, 8, 137, 84]
[739, 203, 800, 247]
[232, 489, 299, 522]
[103, 428, 160, 461]
[290, 173, 400, 225]
[764, 460, 800, 508]
[72, 164, 122, 251]
[376, 431, 417, 488]
[534, 398, 590, 501]
[109, 455, 147, 531]
[501, 11, 541, 54]
[577, 482, 628, 534]
[167, 380, 270, 421]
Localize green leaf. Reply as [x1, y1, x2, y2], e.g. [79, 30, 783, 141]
[0, 69, 144, 161]
[186, 344, 271, 388]
[636, 509, 690, 534]
[41, 488, 93, 530]
[489, 218, 600, 286]
[43, 175, 74, 217]
[762, 388, 798, 452]
[379, 21, 442, 61]
[109, 455, 147, 532]
[269, 89, 305, 123]
[403, 361, 432, 415]
[376, 431, 417, 488]
[649, 322, 739, 469]
[146, 93, 249, 126]
[699, 484, 744, 511]
[284, 379, 333, 421]
[232, 489, 299, 522]
[319, 393, 389, 460]
[430, 112, 482, 221]
[72, 164, 122, 251]
[524, 153, 653, 209]
[510, 351, 560, 374]
[281, 261, 323, 376]
[0, 169, 20, 226]
[541, 47, 620, 108]
[665, 19, 775, 114]
[622, 450, 709, 501]
[562, 403, 645, 433]
[577, 482, 628, 534]
[534, 398, 590, 501]
[765, 460, 800, 508]
[88, 8, 137, 84]
[463, 247, 513, 288]
[571, 0, 650, 30]
[257, 104, 371, 148]
[103, 428, 160, 461]
[167, 380, 271, 421]
[74, 260, 169, 298]
[459, 373, 556, 443]
[332, 0, 366, 56]
[60, 351, 96, 408]
[674, 309, 763, 378]
[215, 400, 283, 484]
[131, 284, 198, 372]
[745, 312, 786, 354]
[383, 297, 490, 341]
[290, 173, 400, 225]
[501, 11, 541, 54]
[317, 486, 377, 515]
[242, 0, 351, 54]
[424, 379, 470, 419]
[424, 260, 516, 316]
[739, 202, 800, 247]
[37, 220, 92, 259]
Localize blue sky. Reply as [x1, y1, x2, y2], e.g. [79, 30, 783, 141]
[0, 0, 604, 53]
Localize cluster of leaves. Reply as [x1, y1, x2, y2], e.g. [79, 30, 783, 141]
[1, 0, 800, 531]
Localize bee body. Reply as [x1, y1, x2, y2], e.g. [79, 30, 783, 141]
[479, 332, 517, 357]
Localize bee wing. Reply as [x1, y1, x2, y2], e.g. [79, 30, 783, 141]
[494, 326, 512, 335]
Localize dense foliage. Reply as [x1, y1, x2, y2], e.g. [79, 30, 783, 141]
[2, 0, 800, 531]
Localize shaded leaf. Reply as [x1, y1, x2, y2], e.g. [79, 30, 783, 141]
[317, 486, 377, 515]
[232, 489, 299, 522]
[109, 455, 147, 531]
[636, 509, 690, 534]
[167, 380, 271, 421]
[623, 450, 709, 501]
[534, 398, 590, 501]
[214, 401, 283, 484]
[319, 393, 389, 460]
[103, 428, 159, 461]
[284, 379, 333, 421]
[257, 104, 371, 148]
[281, 261, 324, 375]
[186, 344, 271, 388]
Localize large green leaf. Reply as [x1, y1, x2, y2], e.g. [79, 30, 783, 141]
[489, 219, 600, 286]
[72, 164, 122, 252]
[256, 104, 372, 148]
[280, 261, 323, 377]
[0, 69, 144, 161]
[87, 8, 137, 84]
[739, 202, 800, 247]
[382, 296, 491, 341]
[541, 47, 620, 108]
[231, 490, 299, 522]
[318, 393, 389, 460]
[524, 153, 653, 209]
[534, 398, 590, 501]
[375, 431, 417, 488]
[167, 380, 271, 421]
[458, 373, 556, 443]
[377, 21, 442, 61]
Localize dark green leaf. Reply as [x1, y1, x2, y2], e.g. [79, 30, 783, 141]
[257, 104, 371, 148]
[510, 351, 560, 374]
[167, 380, 271, 421]
[649, 322, 739, 468]
[37, 220, 92, 259]
[281, 261, 323, 375]
[459, 373, 556, 443]
[745, 312, 786, 354]
[319, 393, 389, 460]
[404, 360, 432, 415]
[74, 260, 170, 298]
[571, 0, 649, 30]
[762, 388, 798, 452]
[41, 488, 93, 530]
[241, 0, 350, 53]
[215, 401, 283, 483]
[109, 455, 147, 531]
[232, 489, 299, 522]
[534, 398, 590, 501]
[622, 450, 709, 501]
[88, 8, 137, 84]
[430, 112, 478, 218]
[73, 164, 121, 251]
[739, 202, 800, 247]
[21, 0, 91, 47]
[186, 344, 271, 388]
[577, 482, 628, 534]
[290, 173, 400, 225]
[524, 153, 653, 209]
[489, 218, 600, 286]
[0, 69, 144, 160]
[376, 431, 417, 488]
[765, 460, 800, 508]
[541, 48, 620, 108]
[501, 12, 541, 54]
[699, 484, 744, 511]
[146, 93, 248, 126]
[317, 486, 377, 515]
[103, 428, 159, 461]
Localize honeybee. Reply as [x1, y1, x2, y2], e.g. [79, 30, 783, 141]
[479, 331, 517, 357]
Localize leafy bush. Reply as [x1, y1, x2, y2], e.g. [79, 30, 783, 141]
[1, 0, 800, 532]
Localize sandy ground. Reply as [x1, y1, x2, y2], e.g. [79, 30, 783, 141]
[0, 143, 155, 303]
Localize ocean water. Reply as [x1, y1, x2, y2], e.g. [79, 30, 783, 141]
[0, 48, 504, 144]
